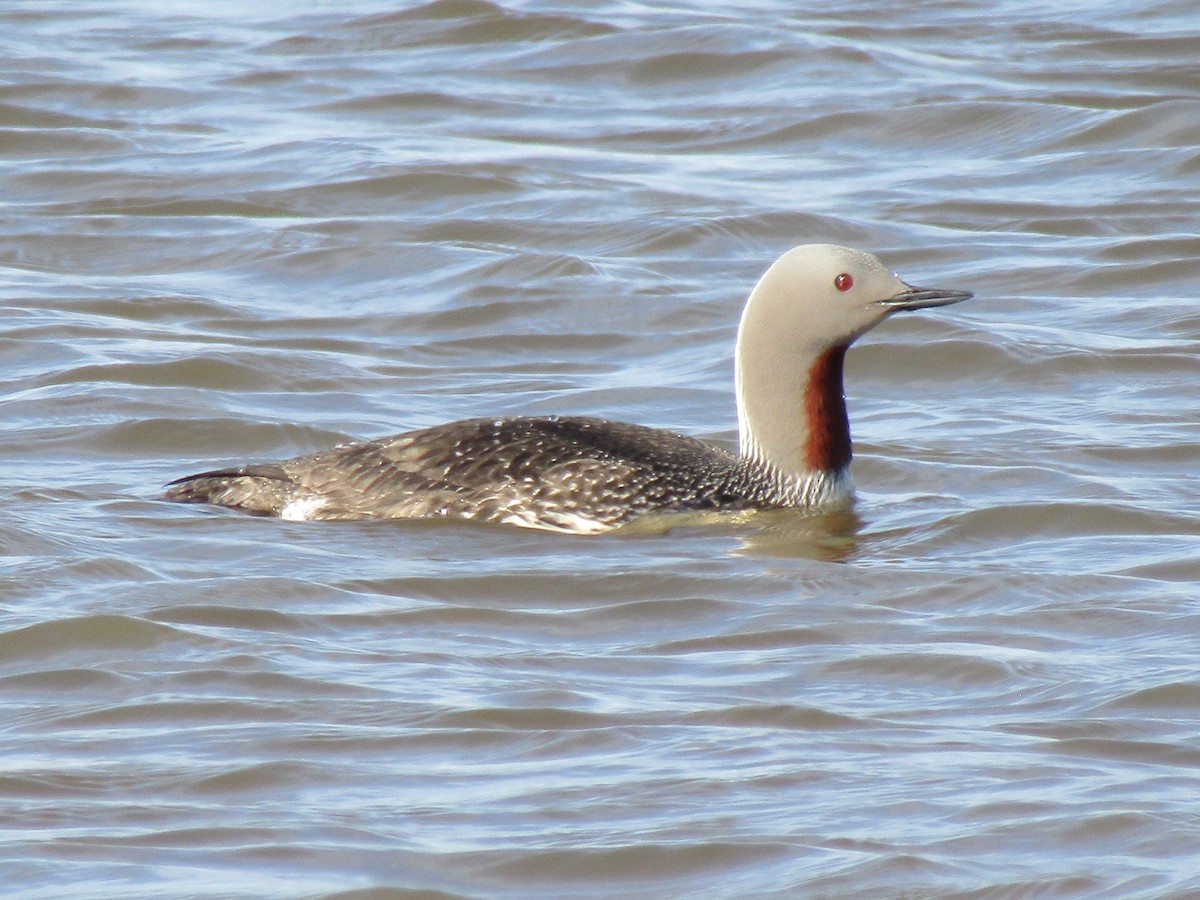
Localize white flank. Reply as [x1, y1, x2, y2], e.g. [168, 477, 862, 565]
[499, 509, 611, 535]
[280, 496, 326, 521]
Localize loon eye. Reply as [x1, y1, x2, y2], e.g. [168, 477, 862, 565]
[834, 272, 854, 292]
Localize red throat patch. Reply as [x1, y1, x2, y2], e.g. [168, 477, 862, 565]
[803, 345, 852, 472]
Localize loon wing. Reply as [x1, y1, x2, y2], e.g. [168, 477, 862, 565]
[163, 416, 739, 531]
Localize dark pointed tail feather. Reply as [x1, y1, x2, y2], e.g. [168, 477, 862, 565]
[162, 463, 295, 515]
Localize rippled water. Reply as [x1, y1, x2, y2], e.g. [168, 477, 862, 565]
[3, 1, 1200, 896]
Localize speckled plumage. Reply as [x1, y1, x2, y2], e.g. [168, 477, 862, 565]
[163, 416, 844, 533]
[164, 244, 970, 533]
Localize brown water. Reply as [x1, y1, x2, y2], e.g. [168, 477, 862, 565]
[3, 1, 1200, 897]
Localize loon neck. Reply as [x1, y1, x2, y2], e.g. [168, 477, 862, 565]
[802, 345, 852, 472]
[735, 342, 852, 485]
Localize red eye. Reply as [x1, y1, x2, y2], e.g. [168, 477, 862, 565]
[834, 273, 853, 292]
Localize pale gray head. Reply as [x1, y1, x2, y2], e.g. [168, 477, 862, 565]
[734, 244, 971, 501]
[738, 244, 971, 353]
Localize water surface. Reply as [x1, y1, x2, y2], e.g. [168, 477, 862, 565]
[2, 1, 1199, 897]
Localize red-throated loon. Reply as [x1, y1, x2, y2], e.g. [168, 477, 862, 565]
[164, 244, 971, 533]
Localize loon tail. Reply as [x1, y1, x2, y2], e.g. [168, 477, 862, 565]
[163, 463, 297, 516]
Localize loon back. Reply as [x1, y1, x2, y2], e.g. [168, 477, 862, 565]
[164, 416, 766, 533]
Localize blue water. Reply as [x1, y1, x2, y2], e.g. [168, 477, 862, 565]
[2, 1, 1199, 897]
